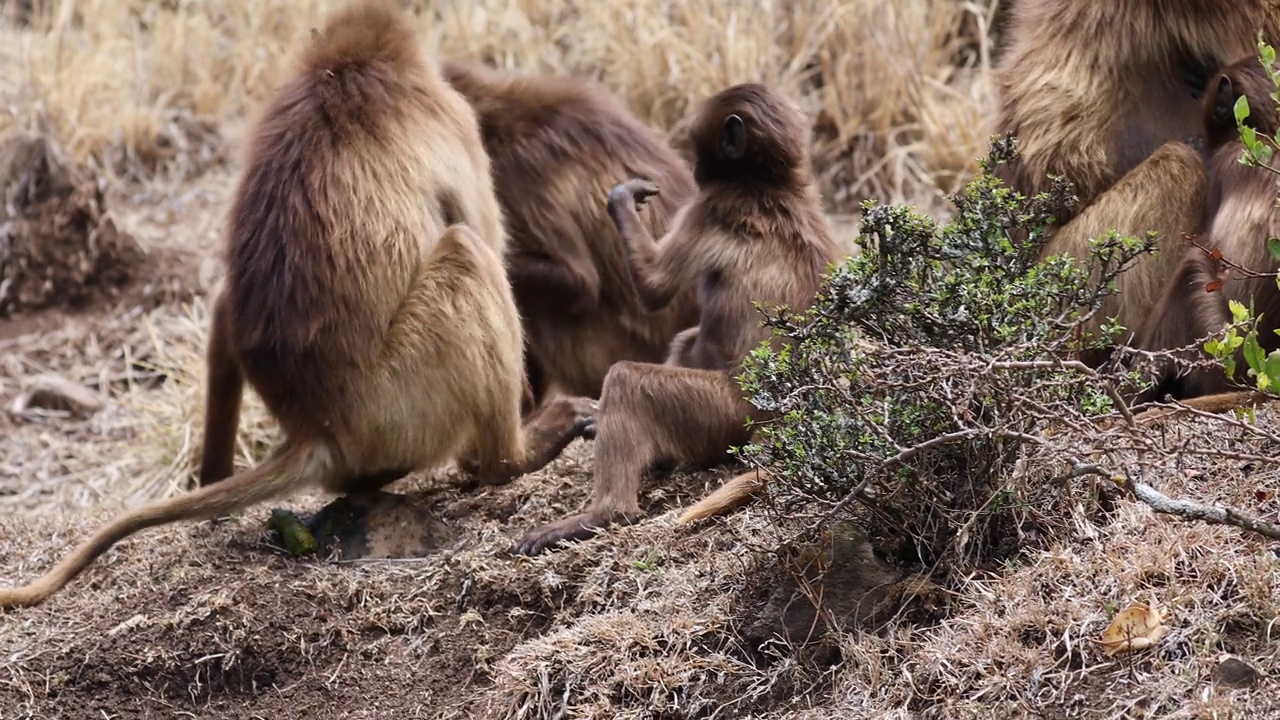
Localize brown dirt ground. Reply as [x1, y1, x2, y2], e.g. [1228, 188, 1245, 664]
[0, 156, 795, 718]
[0, 143, 1277, 720]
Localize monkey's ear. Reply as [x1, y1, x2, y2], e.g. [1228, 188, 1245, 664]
[1213, 75, 1235, 124]
[721, 114, 746, 160]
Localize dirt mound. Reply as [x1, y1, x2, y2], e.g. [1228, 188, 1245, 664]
[2, 353, 1278, 719]
[0, 133, 147, 317]
[0, 445, 816, 719]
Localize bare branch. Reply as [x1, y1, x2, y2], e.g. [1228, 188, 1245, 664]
[1116, 473, 1280, 541]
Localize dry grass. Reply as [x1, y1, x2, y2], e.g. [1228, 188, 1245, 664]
[2, 421, 1275, 717]
[0, 0, 997, 209]
[1, 0, 1277, 718]
[815, 440, 1280, 718]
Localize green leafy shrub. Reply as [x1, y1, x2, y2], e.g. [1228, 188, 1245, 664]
[736, 136, 1157, 570]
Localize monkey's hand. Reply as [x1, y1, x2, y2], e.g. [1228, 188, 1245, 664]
[459, 395, 597, 486]
[607, 179, 661, 218]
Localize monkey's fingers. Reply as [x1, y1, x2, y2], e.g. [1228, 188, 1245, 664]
[560, 397, 597, 434]
[627, 179, 661, 206]
[607, 179, 661, 216]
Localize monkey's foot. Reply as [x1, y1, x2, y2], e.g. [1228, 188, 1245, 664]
[458, 396, 597, 485]
[556, 394, 598, 441]
[529, 393, 598, 436]
[513, 509, 636, 555]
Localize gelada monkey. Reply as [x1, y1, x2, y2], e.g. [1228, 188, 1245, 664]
[514, 83, 843, 555]
[1136, 54, 1280, 409]
[994, 0, 1280, 359]
[0, 0, 591, 610]
[440, 62, 700, 410]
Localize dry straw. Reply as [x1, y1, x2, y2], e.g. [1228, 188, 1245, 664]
[1, 0, 997, 205]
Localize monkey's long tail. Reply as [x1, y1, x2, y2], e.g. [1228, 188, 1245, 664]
[1132, 390, 1269, 425]
[676, 469, 768, 525]
[0, 441, 331, 610]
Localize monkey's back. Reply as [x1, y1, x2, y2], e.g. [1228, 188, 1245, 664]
[444, 63, 702, 393]
[221, 2, 492, 435]
[1200, 95, 1280, 351]
[447, 64, 696, 301]
[693, 189, 840, 375]
[994, 0, 1267, 210]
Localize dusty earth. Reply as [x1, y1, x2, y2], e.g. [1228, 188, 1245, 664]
[0, 140, 861, 719]
[0, 140, 1277, 720]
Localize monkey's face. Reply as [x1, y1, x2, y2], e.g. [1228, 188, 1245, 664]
[690, 83, 807, 186]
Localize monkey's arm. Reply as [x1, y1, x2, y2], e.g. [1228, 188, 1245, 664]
[507, 250, 601, 317]
[608, 179, 687, 312]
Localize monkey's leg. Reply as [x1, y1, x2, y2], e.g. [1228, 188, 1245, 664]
[508, 250, 601, 317]
[1042, 141, 1207, 353]
[514, 362, 753, 555]
[197, 291, 245, 486]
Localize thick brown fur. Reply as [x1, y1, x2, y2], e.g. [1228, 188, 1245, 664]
[513, 83, 844, 555]
[995, 0, 1280, 354]
[440, 63, 701, 409]
[1136, 56, 1280, 402]
[0, 0, 592, 610]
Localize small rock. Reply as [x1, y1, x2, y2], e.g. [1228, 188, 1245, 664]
[198, 256, 224, 294]
[269, 491, 454, 561]
[10, 372, 105, 417]
[1213, 656, 1262, 689]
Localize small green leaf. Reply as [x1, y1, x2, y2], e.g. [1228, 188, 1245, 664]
[1244, 331, 1265, 371]
[1242, 125, 1260, 152]
[1237, 94, 1252, 123]
[1269, 237, 1280, 262]
[1229, 299, 1250, 322]
[1265, 351, 1280, 384]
